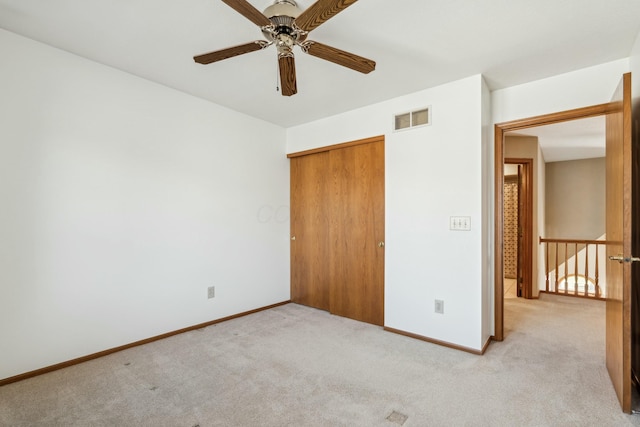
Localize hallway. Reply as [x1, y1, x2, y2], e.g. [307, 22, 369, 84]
[504, 278, 518, 299]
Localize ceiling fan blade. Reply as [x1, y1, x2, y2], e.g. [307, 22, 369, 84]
[278, 55, 297, 96]
[302, 41, 375, 74]
[221, 0, 272, 27]
[294, 0, 358, 33]
[194, 41, 269, 64]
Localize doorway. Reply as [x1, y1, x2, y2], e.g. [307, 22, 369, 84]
[503, 158, 533, 300]
[494, 103, 614, 342]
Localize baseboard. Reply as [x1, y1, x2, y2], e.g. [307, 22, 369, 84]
[384, 326, 488, 355]
[0, 300, 291, 387]
[538, 290, 604, 301]
[480, 336, 492, 353]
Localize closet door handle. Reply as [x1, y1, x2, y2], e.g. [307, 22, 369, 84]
[378, 241, 385, 248]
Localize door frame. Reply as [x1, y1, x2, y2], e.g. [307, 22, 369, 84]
[504, 158, 533, 299]
[494, 103, 616, 341]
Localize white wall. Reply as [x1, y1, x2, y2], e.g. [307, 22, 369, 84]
[537, 143, 546, 293]
[545, 158, 606, 240]
[492, 58, 630, 124]
[288, 75, 487, 351]
[633, 29, 640, 106]
[0, 29, 289, 380]
[481, 78, 493, 347]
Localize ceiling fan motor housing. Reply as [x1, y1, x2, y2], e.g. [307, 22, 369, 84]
[263, 0, 303, 36]
[263, 0, 301, 20]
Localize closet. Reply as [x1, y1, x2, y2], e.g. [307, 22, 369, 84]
[288, 135, 385, 326]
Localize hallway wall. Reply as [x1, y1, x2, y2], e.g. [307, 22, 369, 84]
[504, 136, 545, 297]
[545, 157, 605, 240]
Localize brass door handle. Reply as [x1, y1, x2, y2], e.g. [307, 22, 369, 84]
[291, 236, 296, 241]
[609, 255, 624, 263]
[378, 241, 385, 248]
[608, 255, 640, 263]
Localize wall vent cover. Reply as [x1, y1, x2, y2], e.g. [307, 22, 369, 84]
[393, 107, 430, 131]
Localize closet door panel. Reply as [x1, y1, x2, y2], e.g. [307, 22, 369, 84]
[329, 140, 385, 325]
[290, 152, 331, 310]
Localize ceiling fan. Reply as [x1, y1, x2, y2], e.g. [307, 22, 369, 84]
[193, 0, 376, 96]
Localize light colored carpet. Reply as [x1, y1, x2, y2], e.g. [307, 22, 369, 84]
[1, 294, 640, 426]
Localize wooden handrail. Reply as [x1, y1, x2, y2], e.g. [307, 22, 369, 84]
[539, 237, 608, 245]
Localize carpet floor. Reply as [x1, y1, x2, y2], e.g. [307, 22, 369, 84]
[2, 294, 640, 426]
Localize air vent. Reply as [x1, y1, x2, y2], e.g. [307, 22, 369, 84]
[393, 107, 430, 131]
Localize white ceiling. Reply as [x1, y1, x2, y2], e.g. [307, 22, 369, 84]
[510, 116, 606, 163]
[1, 0, 639, 129]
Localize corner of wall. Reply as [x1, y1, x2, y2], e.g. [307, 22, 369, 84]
[536, 143, 546, 296]
[481, 75, 494, 341]
[632, 28, 640, 106]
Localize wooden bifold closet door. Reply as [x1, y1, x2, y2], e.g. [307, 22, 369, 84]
[289, 136, 385, 326]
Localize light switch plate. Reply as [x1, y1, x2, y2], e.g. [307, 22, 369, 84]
[450, 216, 471, 231]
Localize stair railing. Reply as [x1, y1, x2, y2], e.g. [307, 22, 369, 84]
[539, 237, 607, 299]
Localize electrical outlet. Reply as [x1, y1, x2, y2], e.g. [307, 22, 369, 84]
[207, 286, 215, 299]
[435, 299, 444, 314]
